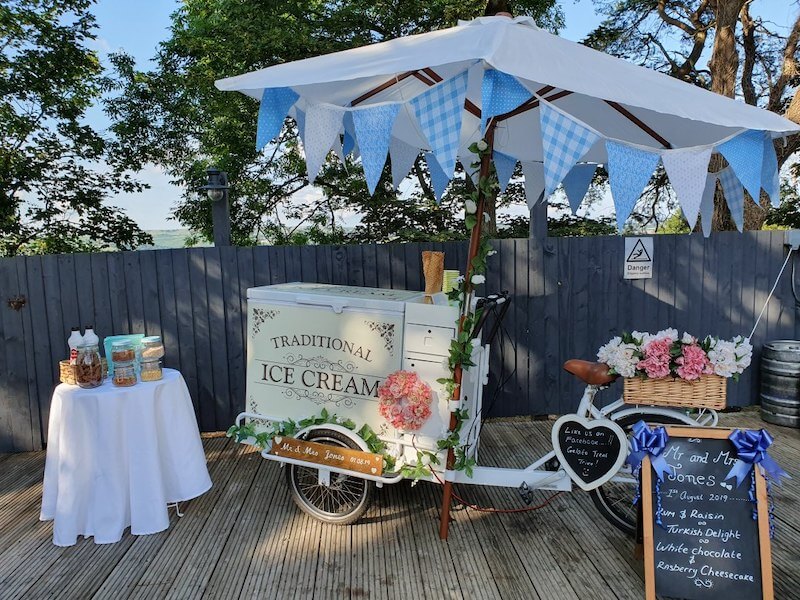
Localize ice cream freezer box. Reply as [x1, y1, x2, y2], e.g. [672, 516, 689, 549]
[243, 282, 489, 467]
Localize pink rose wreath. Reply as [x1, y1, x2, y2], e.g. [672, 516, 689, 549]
[377, 370, 433, 431]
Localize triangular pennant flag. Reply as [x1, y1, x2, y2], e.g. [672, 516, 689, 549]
[332, 136, 346, 167]
[304, 104, 345, 183]
[540, 103, 599, 198]
[389, 138, 420, 189]
[352, 104, 401, 195]
[256, 87, 299, 151]
[481, 69, 532, 132]
[717, 166, 745, 232]
[661, 146, 713, 229]
[425, 153, 450, 203]
[699, 175, 717, 238]
[717, 130, 764, 204]
[410, 71, 469, 178]
[561, 163, 597, 214]
[493, 151, 518, 193]
[761, 135, 780, 207]
[605, 141, 661, 231]
[294, 108, 306, 145]
[342, 112, 356, 156]
[521, 162, 545, 209]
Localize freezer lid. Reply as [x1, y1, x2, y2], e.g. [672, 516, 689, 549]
[247, 282, 424, 312]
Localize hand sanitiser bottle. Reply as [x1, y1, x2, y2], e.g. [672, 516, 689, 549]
[68, 327, 83, 364]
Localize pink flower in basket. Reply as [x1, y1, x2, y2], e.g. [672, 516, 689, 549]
[378, 370, 434, 431]
[637, 338, 672, 379]
[676, 344, 713, 381]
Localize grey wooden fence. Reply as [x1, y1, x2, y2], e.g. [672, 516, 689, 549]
[1, 230, 797, 452]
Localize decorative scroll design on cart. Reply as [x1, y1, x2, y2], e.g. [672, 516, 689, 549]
[251, 308, 279, 338]
[279, 354, 364, 407]
[247, 396, 272, 428]
[283, 354, 357, 374]
[364, 320, 395, 356]
[281, 386, 358, 408]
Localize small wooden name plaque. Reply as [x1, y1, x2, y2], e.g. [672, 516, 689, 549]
[269, 436, 383, 476]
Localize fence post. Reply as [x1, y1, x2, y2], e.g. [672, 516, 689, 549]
[529, 197, 547, 241]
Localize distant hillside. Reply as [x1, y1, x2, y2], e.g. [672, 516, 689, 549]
[138, 229, 210, 250]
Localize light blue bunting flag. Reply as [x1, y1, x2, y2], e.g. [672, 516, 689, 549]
[304, 104, 345, 183]
[294, 108, 306, 145]
[493, 150, 518, 193]
[425, 153, 450, 203]
[481, 69, 532, 133]
[605, 141, 661, 231]
[699, 175, 717, 238]
[342, 111, 356, 157]
[717, 130, 764, 203]
[352, 104, 401, 195]
[717, 166, 745, 231]
[521, 162, 545, 209]
[661, 146, 713, 229]
[562, 163, 598, 214]
[256, 87, 299, 151]
[761, 135, 780, 207]
[410, 71, 469, 178]
[389, 138, 420, 190]
[540, 103, 600, 198]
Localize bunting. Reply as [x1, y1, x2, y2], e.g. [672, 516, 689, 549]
[352, 104, 401, 194]
[540, 103, 599, 198]
[481, 69, 532, 132]
[256, 87, 299, 151]
[303, 104, 345, 183]
[493, 151, 518, 193]
[410, 71, 469, 178]
[294, 109, 306, 145]
[342, 112, 357, 157]
[761, 135, 780, 207]
[521, 162, 545, 209]
[717, 130, 764, 203]
[717, 166, 745, 232]
[605, 141, 661, 231]
[561, 163, 597, 214]
[389, 138, 420, 190]
[699, 176, 717, 238]
[661, 147, 713, 229]
[425, 153, 450, 203]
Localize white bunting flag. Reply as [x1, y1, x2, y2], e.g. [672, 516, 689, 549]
[389, 138, 421, 190]
[662, 146, 713, 229]
[304, 104, 345, 183]
[699, 175, 717, 238]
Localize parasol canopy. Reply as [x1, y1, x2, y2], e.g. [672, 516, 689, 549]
[216, 15, 800, 232]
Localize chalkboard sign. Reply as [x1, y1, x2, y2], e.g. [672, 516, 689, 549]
[642, 427, 773, 600]
[551, 415, 627, 491]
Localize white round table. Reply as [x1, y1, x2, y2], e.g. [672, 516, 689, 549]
[40, 368, 212, 546]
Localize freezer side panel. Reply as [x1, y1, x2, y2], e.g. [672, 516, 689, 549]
[245, 301, 403, 431]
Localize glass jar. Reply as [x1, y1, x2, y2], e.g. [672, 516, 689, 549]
[140, 359, 163, 382]
[140, 336, 164, 360]
[112, 361, 137, 387]
[111, 340, 136, 363]
[75, 344, 104, 389]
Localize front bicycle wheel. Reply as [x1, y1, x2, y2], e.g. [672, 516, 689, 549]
[589, 413, 686, 536]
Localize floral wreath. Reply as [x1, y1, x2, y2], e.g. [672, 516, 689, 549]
[378, 370, 433, 431]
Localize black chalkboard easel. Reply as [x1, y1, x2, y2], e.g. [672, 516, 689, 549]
[641, 426, 774, 600]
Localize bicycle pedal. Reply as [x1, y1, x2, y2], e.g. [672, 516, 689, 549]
[518, 482, 533, 505]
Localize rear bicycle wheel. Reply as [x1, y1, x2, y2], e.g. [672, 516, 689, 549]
[589, 413, 687, 536]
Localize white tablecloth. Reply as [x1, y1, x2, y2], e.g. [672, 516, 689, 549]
[40, 368, 212, 546]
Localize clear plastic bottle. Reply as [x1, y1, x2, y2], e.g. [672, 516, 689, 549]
[68, 327, 83, 365]
[82, 325, 99, 347]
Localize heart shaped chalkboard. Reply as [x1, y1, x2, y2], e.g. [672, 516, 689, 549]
[551, 415, 627, 491]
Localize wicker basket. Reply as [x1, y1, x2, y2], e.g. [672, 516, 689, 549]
[623, 374, 727, 410]
[59, 358, 108, 385]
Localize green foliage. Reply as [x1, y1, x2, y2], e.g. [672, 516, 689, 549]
[106, 0, 562, 245]
[764, 182, 800, 230]
[659, 211, 691, 234]
[0, 0, 152, 256]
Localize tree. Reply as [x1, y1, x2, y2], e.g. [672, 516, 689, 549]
[584, 0, 800, 232]
[0, 0, 152, 256]
[106, 0, 563, 246]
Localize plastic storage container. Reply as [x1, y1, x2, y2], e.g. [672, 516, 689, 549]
[112, 361, 137, 387]
[75, 344, 104, 388]
[140, 359, 163, 381]
[140, 336, 164, 360]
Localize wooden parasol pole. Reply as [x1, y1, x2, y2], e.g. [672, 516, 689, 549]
[439, 119, 497, 540]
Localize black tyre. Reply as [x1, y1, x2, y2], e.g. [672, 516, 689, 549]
[589, 413, 688, 536]
[286, 428, 373, 525]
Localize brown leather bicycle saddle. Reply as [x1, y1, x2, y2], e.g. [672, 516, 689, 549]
[562, 359, 619, 386]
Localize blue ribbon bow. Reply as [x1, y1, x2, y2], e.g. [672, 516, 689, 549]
[627, 420, 673, 481]
[725, 429, 789, 487]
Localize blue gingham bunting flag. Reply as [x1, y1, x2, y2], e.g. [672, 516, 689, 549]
[410, 71, 469, 178]
[761, 135, 780, 207]
[342, 111, 357, 157]
[257, 87, 299, 151]
[389, 138, 420, 189]
[605, 141, 661, 231]
[521, 162, 545, 209]
[717, 130, 764, 203]
[425, 153, 450, 203]
[493, 150, 518, 193]
[353, 104, 401, 195]
[661, 146, 713, 230]
[562, 163, 597, 214]
[717, 166, 745, 231]
[481, 69, 532, 133]
[540, 103, 600, 197]
[304, 104, 345, 183]
[699, 175, 717, 238]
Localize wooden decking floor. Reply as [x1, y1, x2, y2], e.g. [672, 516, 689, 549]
[1, 409, 798, 599]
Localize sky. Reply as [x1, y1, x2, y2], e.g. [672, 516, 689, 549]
[89, 0, 796, 231]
